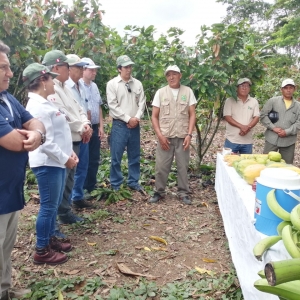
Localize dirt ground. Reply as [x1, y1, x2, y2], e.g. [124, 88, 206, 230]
[12, 120, 300, 298]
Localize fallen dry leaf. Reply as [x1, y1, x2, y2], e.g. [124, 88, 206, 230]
[87, 260, 98, 266]
[144, 247, 151, 251]
[199, 223, 208, 229]
[87, 242, 97, 246]
[195, 266, 215, 276]
[116, 263, 158, 279]
[149, 236, 168, 245]
[63, 269, 81, 275]
[151, 247, 167, 251]
[202, 258, 217, 263]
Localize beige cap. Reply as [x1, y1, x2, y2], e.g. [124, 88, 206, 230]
[281, 78, 295, 88]
[66, 54, 88, 67]
[164, 65, 181, 75]
[237, 78, 252, 86]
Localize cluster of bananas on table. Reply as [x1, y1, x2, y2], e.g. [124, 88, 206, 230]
[253, 189, 300, 299]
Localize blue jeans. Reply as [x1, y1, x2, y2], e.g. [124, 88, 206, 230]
[110, 119, 140, 189]
[84, 125, 101, 192]
[72, 141, 89, 201]
[224, 139, 252, 154]
[58, 143, 79, 218]
[32, 166, 66, 248]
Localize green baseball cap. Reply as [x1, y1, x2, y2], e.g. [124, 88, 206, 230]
[23, 63, 59, 86]
[237, 78, 252, 86]
[42, 50, 72, 66]
[116, 55, 135, 67]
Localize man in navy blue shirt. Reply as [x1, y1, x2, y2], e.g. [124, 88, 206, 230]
[0, 41, 45, 300]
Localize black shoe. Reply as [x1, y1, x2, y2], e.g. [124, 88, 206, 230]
[58, 213, 84, 224]
[181, 196, 192, 205]
[129, 185, 146, 195]
[72, 199, 95, 209]
[148, 192, 164, 203]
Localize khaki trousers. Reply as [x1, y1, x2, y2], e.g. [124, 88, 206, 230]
[0, 211, 19, 296]
[155, 137, 190, 197]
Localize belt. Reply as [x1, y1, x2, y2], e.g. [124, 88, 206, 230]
[92, 123, 99, 129]
[73, 141, 81, 146]
[113, 119, 127, 124]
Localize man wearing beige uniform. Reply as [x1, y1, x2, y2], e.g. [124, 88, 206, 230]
[42, 50, 92, 226]
[223, 78, 260, 154]
[150, 65, 196, 205]
[106, 55, 146, 192]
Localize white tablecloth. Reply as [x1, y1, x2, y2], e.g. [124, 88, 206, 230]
[215, 153, 291, 300]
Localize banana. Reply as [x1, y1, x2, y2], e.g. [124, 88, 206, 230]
[253, 235, 282, 261]
[267, 189, 291, 221]
[282, 225, 300, 258]
[277, 221, 292, 235]
[257, 269, 265, 278]
[254, 278, 300, 299]
[290, 204, 300, 231]
[149, 236, 168, 245]
[264, 258, 300, 285]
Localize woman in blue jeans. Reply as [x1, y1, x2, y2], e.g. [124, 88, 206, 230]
[23, 63, 78, 265]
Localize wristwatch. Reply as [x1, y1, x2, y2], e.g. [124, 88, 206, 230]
[35, 129, 46, 145]
[187, 134, 192, 138]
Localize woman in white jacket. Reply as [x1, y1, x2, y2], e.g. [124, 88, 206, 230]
[23, 63, 78, 265]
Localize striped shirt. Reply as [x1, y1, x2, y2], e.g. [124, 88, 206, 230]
[80, 79, 103, 125]
[66, 78, 91, 114]
[260, 96, 300, 147]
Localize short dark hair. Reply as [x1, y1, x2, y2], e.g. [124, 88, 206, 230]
[117, 65, 122, 73]
[26, 74, 51, 92]
[0, 41, 10, 54]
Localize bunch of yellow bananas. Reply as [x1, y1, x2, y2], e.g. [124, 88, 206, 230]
[253, 189, 300, 298]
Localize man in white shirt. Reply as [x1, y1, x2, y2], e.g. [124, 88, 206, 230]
[65, 54, 94, 209]
[80, 58, 104, 195]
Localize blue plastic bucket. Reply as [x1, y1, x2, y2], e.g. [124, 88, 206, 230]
[254, 168, 300, 236]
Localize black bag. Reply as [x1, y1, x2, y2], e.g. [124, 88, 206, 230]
[268, 110, 279, 124]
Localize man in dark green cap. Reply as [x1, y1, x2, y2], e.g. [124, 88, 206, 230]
[42, 50, 92, 227]
[223, 78, 260, 154]
[106, 55, 146, 192]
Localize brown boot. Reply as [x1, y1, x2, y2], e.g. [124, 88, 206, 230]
[33, 245, 68, 265]
[50, 236, 72, 252]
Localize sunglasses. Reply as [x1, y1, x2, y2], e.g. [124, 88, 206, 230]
[125, 82, 131, 93]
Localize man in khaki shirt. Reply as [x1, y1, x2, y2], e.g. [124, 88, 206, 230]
[223, 78, 260, 154]
[106, 55, 146, 192]
[43, 50, 92, 227]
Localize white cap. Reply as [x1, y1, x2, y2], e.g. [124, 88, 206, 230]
[66, 54, 88, 67]
[82, 57, 100, 69]
[164, 65, 181, 75]
[281, 78, 295, 88]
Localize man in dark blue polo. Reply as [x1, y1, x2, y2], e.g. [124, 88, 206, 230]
[0, 41, 45, 300]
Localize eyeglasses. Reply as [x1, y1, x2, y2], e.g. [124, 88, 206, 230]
[125, 82, 131, 93]
[238, 83, 250, 89]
